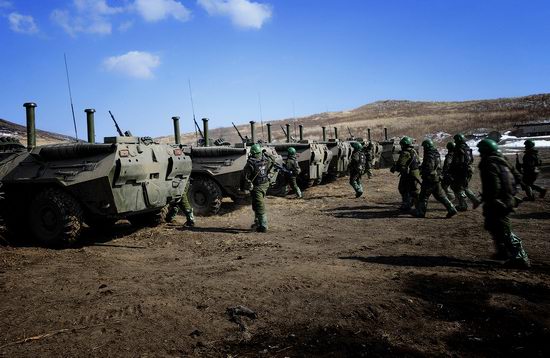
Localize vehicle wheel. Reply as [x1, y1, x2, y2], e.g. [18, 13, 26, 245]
[189, 177, 222, 216]
[129, 205, 169, 227]
[29, 188, 83, 246]
[267, 175, 289, 197]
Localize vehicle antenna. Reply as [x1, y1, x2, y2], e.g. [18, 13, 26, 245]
[258, 92, 265, 141]
[64, 53, 78, 140]
[188, 79, 197, 141]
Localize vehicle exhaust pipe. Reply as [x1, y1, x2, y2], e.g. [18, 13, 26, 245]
[299, 125, 304, 141]
[202, 118, 209, 147]
[334, 127, 338, 139]
[266, 123, 272, 143]
[322, 126, 326, 141]
[384, 127, 388, 141]
[23, 102, 37, 150]
[250, 121, 256, 143]
[367, 128, 371, 142]
[286, 123, 291, 143]
[172, 116, 181, 144]
[85, 109, 95, 143]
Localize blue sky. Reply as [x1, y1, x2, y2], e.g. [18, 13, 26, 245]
[0, 0, 549, 140]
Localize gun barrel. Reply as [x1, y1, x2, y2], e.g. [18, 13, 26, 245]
[109, 110, 124, 136]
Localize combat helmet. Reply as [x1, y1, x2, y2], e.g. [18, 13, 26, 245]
[287, 147, 297, 156]
[453, 133, 466, 144]
[446, 142, 455, 151]
[421, 139, 434, 149]
[477, 139, 499, 156]
[399, 136, 413, 148]
[250, 143, 262, 155]
[524, 139, 535, 149]
[351, 142, 362, 150]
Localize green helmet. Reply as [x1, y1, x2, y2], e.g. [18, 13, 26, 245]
[524, 139, 535, 149]
[287, 147, 297, 156]
[421, 139, 434, 149]
[477, 138, 498, 155]
[399, 136, 413, 147]
[454, 133, 466, 144]
[250, 144, 261, 155]
[446, 142, 455, 151]
[351, 142, 362, 150]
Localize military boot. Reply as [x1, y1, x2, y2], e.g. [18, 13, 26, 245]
[399, 194, 412, 211]
[415, 199, 428, 218]
[166, 205, 179, 223]
[296, 188, 303, 199]
[523, 187, 535, 201]
[465, 189, 481, 209]
[442, 198, 458, 218]
[184, 209, 195, 227]
[456, 191, 468, 211]
[502, 233, 530, 268]
[256, 214, 268, 233]
[250, 216, 259, 229]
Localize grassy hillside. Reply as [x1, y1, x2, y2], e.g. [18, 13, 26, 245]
[158, 94, 550, 145]
[0, 118, 75, 146]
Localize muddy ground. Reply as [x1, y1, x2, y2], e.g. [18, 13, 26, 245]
[1, 166, 550, 357]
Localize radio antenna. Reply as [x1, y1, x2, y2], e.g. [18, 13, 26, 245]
[258, 92, 264, 140]
[64, 53, 78, 140]
[188, 79, 197, 141]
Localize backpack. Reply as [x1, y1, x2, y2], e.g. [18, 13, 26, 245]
[493, 157, 520, 211]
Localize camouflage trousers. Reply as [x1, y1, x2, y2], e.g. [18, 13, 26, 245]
[483, 205, 529, 262]
[523, 172, 546, 200]
[288, 176, 302, 198]
[251, 182, 270, 230]
[416, 179, 456, 217]
[365, 166, 373, 179]
[349, 171, 364, 195]
[451, 176, 480, 211]
[167, 180, 194, 225]
[398, 174, 419, 210]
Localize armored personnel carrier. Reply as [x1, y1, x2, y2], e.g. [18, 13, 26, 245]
[317, 126, 353, 181]
[0, 103, 192, 246]
[175, 117, 282, 216]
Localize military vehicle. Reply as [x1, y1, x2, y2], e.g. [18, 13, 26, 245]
[178, 118, 282, 216]
[317, 126, 353, 181]
[0, 103, 192, 246]
[347, 127, 398, 169]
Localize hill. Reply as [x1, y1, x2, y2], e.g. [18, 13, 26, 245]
[0, 118, 75, 146]
[158, 94, 550, 145]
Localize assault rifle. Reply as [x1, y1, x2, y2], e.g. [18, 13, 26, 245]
[272, 162, 293, 176]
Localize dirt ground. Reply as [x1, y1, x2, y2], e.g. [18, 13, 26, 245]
[1, 165, 550, 357]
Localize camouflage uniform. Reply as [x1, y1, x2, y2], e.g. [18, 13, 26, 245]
[519, 148, 547, 200]
[391, 147, 420, 210]
[285, 154, 302, 198]
[450, 143, 480, 210]
[242, 150, 274, 232]
[349, 147, 367, 197]
[167, 179, 195, 227]
[478, 148, 529, 267]
[441, 148, 455, 201]
[362, 142, 375, 179]
[416, 146, 457, 218]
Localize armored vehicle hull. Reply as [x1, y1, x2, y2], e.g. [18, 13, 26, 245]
[319, 140, 353, 180]
[0, 136, 191, 246]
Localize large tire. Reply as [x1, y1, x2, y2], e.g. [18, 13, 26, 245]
[128, 205, 169, 227]
[189, 177, 222, 216]
[29, 188, 83, 246]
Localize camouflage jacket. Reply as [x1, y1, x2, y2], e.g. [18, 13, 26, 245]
[442, 151, 453, 177]
[479, 152, 521, 211]
[242, 153, 274, 189]
[350, 150, 367, 173]
[450, 143, 474, 175]
[362, 144, 374, 168]
[521, 148, 542, 174]
[420, 147, 442, 182]
[284, 155, 301, 177]
[392, 147, 420, 178]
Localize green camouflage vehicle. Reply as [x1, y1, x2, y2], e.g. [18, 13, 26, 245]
[318, 126, 353, 181]
[0, 103, 192, 246]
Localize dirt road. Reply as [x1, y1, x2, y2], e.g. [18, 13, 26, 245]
[1, 169, 549, 357]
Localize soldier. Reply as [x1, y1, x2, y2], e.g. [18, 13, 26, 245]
[450, 133, 480, 211]
[166, 180, 195, 227]
[349, 142, 367, 198]
[285, 147, 303, 198]
[441, 141, 456, 201]
[517, 139, 547, 200]
[390, 137, 420, 211]
[477, 139, 530, 268]
[362, 141, 374, 179]
[242, 144, 274, 232]
[416, 139, 458, 218]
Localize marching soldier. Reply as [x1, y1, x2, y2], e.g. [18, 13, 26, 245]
[441, 141, 456, 200]
[363, 141, 374, 179]
[477, 139, 530, 268]
[517, 139, 547, 200]
[390, 137, 420, 211]
[167, 180, 195, 227]
[349, 142, 367, 198]
[416, 139, 457, 218]
[242, 144, 275, 232]
[450, 133, 481, 211]
[285, 147, 303, 198]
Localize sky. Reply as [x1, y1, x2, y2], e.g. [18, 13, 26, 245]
[0, 0, 549, 140]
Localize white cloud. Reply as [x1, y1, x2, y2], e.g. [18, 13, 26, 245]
[118, 20, 134, 32]
[134, 0, 191, 22]
[8, 12, 38, 34]
[198, 0, 272, 29]
[103, 51, 161, 79]
[51, 0, 124, 36]
[0, 0, 12, 9]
